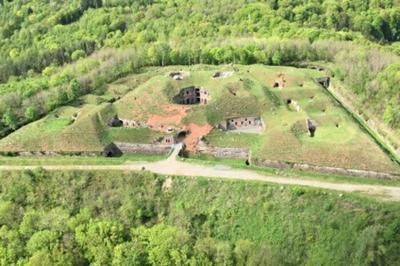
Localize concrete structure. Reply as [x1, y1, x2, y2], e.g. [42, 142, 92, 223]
[219, 116, 263, 132]
[107, 116, 123, 127]
[316, 77, 330, 88]
[161, 135, 176, 145]
[306, 118, 317, 137]
[169, 71, 189, 80]
[212, 71, 233, 78]
[287, 99, 301, 112]
[174, 86, 210, 105]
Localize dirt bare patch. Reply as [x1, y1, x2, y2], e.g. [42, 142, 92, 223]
[162, 177, 173, 189]
[147, 104, 190, 131]
[184, 123, 213, 151]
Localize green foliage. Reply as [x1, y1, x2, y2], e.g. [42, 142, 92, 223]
[76, 220, 124, 265]
[262, 86, 282, 107]
[24, 106, 39, 121]
[71, 50, 86, 61]
[132, 224, 191, 266]
[26, 230, 59, 254]
[2, 109, 18, 130]
[0, 170, 399, 265]
[290, 120, 308, 137]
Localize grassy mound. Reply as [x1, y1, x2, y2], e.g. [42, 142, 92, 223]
[0, 64, 398, 173]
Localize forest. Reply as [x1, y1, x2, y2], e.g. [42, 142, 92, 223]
[0, 169, 399, 265]
[0, 0, 398, 135]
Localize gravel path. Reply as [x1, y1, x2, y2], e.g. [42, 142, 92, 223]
[1, 144, 399, 201]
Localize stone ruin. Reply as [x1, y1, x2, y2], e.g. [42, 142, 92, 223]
[121, 119, 146, 128]
[107, 114, 146, 129]
[169, 71, 189, 80]
[174, 86, 210, 105]
[287, 99, 301, 112]
[219, 116, 263, 131]
[196, 138, 249, 160]
[212, 71, 234, 78]
[273, 73, 286, 88]
[306, 118, 317, 137]
[316, 77, 330, 88]
[160, 135, 175, 145]
[107, 115, 123, 127]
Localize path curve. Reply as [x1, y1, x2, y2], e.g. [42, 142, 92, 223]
[0, 145, 399, 201]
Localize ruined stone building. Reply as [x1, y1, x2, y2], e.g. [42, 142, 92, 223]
[174, 86, 210, 105]
[219, 116, 263, 131]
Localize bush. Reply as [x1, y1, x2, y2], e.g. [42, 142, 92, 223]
[71, 50, 86, 61]
[290, 120, 308, 137]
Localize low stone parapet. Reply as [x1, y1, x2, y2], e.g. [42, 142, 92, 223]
[253, 159, 400, 180]
[198, 146, 249, 160]
[0, 151, 101, 157]
[114, 142, 172, 155]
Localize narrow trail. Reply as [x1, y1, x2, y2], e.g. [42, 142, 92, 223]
[1, 144, 400, 201]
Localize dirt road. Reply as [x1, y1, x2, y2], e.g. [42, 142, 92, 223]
[1, 144, 399, 201]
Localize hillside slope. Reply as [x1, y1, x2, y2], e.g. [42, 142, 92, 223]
[0, 1, 399, 155]
[1, 65, 398, 174]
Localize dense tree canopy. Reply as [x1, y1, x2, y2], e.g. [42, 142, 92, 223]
[0, 170, 399, 265]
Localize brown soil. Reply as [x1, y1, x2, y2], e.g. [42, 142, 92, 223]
[184, 123, 213, 151]
[147, 104, 189, 132]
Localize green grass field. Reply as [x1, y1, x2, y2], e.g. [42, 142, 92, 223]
[0, 64, 398, 174]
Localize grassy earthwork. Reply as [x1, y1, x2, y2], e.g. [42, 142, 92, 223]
[0, 64, 398, 175]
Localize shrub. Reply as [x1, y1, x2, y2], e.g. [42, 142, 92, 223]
[290, 120, 308, 137]
[71, 50, 86, 61]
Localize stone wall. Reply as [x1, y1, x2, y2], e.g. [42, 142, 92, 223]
[197, 145, 249, 160]
[3, 151, 101, 157]
[120, 119, 146, 128]
[219, 116, 263, 131]
[213, 71, 233, 78]
[253, 159, 400, 180]
[114, 142, 172, 155]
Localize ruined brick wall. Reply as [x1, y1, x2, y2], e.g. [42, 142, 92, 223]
[114, 142, 172, 155]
